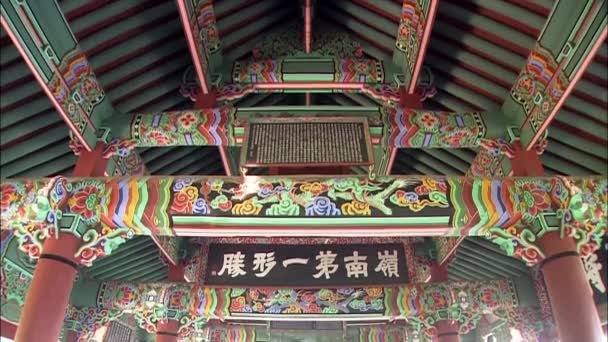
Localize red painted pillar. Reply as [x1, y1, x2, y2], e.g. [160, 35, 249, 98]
[15, 142, 108, 342]
[1, 318, 17, 339]
[538, 233, 603, 342]
[155, 264, 185, 342]
[15, 234, 81, 342]
[510, 141, 603, 341]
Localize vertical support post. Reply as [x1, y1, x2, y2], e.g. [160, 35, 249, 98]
[14, 138, 108, 342]
[15, 235, 81, 342]
[304, 0, 312, 54]
[511, 139, 603, 342]
[537, 233, 604, 342]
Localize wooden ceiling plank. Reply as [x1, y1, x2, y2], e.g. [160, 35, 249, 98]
[544, 139, 606, 173]
[12, 153, 77, 178]
[320, 7, 394, 53]
[547, 125, 607, 160]
[150, 148, 203, 174]
[467, 0, 547, 31]
[425, 53, 510, 101]
[1, 140, 71, 178]
[90, 26, 183, 74]
[438, 2, 537, 54]
[541, 151, 599, 176]
[0, 125, 68, 166]
[432, 74, 500, 110]
[216, 0, 281, 36]
[0, 97, 53, 129]
[328, 1, 398, 38]
[553, 108, 608, 141]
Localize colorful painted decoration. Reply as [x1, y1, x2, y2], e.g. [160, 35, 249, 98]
[233, 57, 384, 84]
[1, 175, 605, 266]
[64, 306, 124, 342]
[89, 279, 520, 338]
[130, 105, 237, 147]
[382, 107, 487, 148]
[510, 43, 567, 136]
[385, 279, 518, 334]
[396, 0, 426, 76]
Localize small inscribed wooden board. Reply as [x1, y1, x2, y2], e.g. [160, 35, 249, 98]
[241, 117, 373, 168]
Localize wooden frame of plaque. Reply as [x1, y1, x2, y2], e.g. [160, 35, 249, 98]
[240, 117, 375, 168]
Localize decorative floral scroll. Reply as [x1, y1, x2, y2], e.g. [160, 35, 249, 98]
[2, 176, 605, 267]
[130, 105, 236, 147]
[385, 279, 518, 335]
[228, 287, 385, 315]
[64, 306, 124, 342]
[382, 107, 487, 148]
[485, 177, 608, 265]
[1, 258, 32, 308]
[336, 57, 384, 83]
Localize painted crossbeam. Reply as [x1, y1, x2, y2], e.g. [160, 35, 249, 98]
[88, 278, 517, 337]
[105, 105, 505, 151]
[2, 175, 605, 241]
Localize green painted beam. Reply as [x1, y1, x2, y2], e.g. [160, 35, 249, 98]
[137, 268, 169, 282]
[1, 0, 112, 148]
[501, 0, 607, 148]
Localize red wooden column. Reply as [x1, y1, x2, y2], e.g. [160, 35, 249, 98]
[15, 143, 109, 342]
[511, 142, 603, 342]
[429, 260, 461, 342]
[156, 263, 185, 342]
[1, 318, 18, 340]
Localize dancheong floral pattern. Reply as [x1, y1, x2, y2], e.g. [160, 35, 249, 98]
[228, 288, 385, 315]
[382, 107, 487, 148]
[1, 176, 605, 267]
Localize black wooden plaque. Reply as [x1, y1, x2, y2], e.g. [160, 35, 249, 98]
[205, 243, 408, 287]
[242, 118, 373, 167]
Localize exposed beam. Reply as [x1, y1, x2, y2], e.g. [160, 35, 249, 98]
[2, 175, 603, 244]
[393, 0, 439, 94]
[175, 0, 222, 96]
[504, 0, 607, 150]
[0, 0, 147, 177]
[469, 0, 607, 177]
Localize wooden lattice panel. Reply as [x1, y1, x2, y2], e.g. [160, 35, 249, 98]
[241, 117, 373, 167]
